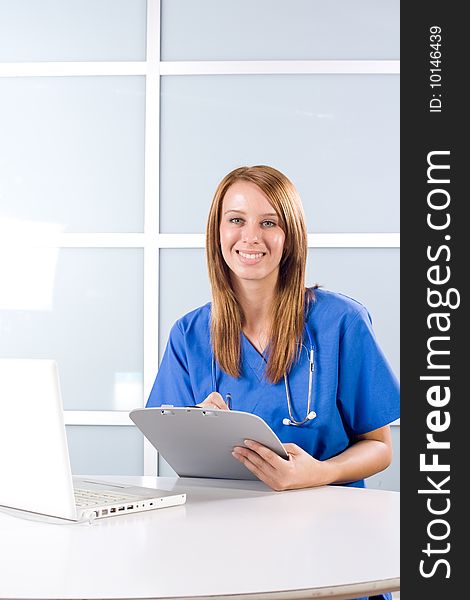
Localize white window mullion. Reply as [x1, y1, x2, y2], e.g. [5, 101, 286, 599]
[0, 62, 146, 77]
[308, 233, 400, 248]
[143, 0, 161, 477]
[64, 411, 132, 426]
[159, 60, 400, 76]
[0, 60, 399, 79]
[0, 233, 147, 249]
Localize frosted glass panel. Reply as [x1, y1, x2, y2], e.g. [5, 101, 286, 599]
[0, 0, 146, 62]
[0, 77, 145, 232]
[160, 75, 399, 233]
[161, 0, 399, 60]
[158, 248, 399, 377]
[0, 249, 143, 410]
[158, 249, 211, 359]
[66, 426, 144, 476]
[159, 455, 177, 478]
[307, 248, 400, 377]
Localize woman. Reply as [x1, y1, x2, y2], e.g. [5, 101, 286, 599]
[147, 165, 399, 492]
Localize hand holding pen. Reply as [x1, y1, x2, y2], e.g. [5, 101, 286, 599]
[195, 392, 232, 410]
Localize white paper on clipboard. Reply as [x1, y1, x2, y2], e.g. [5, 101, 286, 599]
[129, 406, 289, 480]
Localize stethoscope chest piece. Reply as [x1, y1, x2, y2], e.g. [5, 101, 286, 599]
[282, 410, 316, 427]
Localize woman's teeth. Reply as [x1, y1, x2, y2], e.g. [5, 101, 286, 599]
[238, 251, 264, 259]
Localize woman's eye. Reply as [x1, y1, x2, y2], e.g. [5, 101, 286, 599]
[262, 220, 276, 228]
[229, 218, 242, 224]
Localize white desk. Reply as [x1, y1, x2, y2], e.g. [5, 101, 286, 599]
[0, 476, 399, 600]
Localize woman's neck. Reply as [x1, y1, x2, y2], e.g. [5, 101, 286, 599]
[231, 274, 278, 344]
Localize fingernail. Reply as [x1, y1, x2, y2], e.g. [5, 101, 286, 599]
[244, 439, 253, 447]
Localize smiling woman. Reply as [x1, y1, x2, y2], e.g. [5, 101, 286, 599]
[147, 165, 399, 533]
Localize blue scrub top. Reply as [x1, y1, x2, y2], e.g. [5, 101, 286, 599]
[147, 288, 400, 488]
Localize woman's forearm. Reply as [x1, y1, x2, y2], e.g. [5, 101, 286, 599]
[323, 426, 392, 483]
[321, 432, 393, 485]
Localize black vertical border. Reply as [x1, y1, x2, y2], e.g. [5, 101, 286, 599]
[401, 3, 465, 597]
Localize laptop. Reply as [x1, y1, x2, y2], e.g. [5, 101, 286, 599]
[0, 359, 186, 521]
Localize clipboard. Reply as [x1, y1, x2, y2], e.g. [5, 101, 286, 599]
[129, 406, 289, 480]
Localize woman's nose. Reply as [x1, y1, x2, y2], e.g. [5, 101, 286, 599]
[241, 222, 260, 243]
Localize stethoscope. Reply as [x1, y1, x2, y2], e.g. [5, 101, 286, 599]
[210, 324, 317, 427]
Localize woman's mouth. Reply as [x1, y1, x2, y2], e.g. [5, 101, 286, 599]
[236, 250, 266, 264]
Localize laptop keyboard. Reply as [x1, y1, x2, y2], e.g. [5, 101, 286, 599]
[74, 487, 137, 508]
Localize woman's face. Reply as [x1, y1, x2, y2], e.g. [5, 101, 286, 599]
[219, 181, 286, 286]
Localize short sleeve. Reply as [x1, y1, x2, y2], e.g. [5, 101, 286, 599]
[146, 321, 196, 408]
[337, 307, 400, 435]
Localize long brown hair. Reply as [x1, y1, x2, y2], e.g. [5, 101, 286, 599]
[206, 165, 313, 383]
